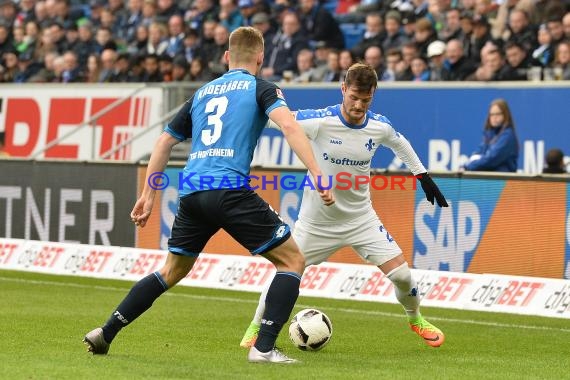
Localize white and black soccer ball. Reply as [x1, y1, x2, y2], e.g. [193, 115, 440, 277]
[288, 308, 333, 351]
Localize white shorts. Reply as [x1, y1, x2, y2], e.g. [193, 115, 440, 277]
[292, 211, 402, 266]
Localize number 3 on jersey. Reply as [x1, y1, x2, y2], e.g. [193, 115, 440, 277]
[202, 96, 228, 146]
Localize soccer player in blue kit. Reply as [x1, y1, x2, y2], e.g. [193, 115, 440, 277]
[83, 26, 333, 364]
[240, 62, 449, 349]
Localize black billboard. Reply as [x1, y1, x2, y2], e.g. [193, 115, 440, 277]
[0, 160, 137, 246]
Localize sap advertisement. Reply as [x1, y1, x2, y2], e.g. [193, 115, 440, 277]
[252, 85, 570, 174]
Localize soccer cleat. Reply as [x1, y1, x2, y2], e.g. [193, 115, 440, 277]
[239, 322, 260, 348]
[248, 346, 299, 364]
[83, 327, 110, 355]
[409, 316, 445, 348]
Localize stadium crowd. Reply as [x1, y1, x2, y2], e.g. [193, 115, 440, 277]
[0, 0, 569, 83]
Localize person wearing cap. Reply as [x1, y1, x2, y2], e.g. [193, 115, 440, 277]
[298, 0, 344, 50]
[238, 0, 257, 26]
[13, 49, 41, 82]
[442, 39, 477, 80]
[426, 40, 447, 81]
[401, 11, 416, 40]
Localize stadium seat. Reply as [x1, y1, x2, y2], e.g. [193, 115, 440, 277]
[340, 23, 367, 50]
[322, 0, 339, 14]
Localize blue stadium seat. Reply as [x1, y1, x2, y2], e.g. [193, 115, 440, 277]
[322, 0, 338, 14]
[340, 23, 366, 50]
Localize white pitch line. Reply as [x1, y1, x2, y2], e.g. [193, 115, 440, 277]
[2, 276, 569, 333]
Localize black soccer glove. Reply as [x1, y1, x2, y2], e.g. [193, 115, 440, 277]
[416, 173, 449, 207]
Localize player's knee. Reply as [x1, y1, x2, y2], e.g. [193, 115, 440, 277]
[386, 263, 412, 288]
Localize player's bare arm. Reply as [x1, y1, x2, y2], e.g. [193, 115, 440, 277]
[268, 107, 335, 206]
[131, 132, 180, 227]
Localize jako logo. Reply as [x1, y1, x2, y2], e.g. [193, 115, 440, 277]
[330, 139, 342, 145]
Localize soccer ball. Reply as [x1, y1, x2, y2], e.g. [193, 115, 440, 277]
[288, 308, 333, 351]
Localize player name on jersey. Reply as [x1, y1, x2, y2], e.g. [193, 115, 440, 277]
[196, 80, 251, 100]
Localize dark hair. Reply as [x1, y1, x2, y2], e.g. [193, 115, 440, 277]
[545, 148, 564, 167]
[344, 62, 377, 92]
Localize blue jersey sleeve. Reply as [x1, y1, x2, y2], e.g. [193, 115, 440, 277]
[164, 96, 194, 141]
[255, 79, 288, 115]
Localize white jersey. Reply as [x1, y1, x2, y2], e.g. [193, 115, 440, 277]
[294, 104, 426, 224]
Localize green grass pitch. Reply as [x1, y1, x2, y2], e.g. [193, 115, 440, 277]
[1, 269, 568, 380]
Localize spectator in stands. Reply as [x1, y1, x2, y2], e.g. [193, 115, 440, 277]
[219, 0, 243, 32]
[426, 40, 447, 81]
[470, 14, 493, 63]
[492, 0, 535, 41]
[61, 50, 84, 82]
[338, 49, 354, 81]
[543, 148, 567, 174]
[506, 9, 537, 54]
[108, 0, 129, 33]
[86, 53, 102, 83]
[414, 17, 437, 58]
[98, 48, 118, 82]
[1, 0, 17, 27]
[459, 11, 475, 59]
[261, 11, 309, 81]
[410, 55, 431, 81]
[156, 0, 184, 24]
[396, 41, 418, 80]
[464, 98, 518, 172]
[165, 15, 185, 58]
[141, 0, 158, 28]
[188, 56, 213, 81]
[401, 12, 417, 40]
[501, 40, 531, 80]
[171, 54, 190, 81]
[531, 24, 553, 67]
[468, 45, 507, 81]
[199, 19, 218, 62]
[119, 0, 143, 44]
[439, 8, 463, 42]
[95, 26, 117, 53]
[382, 47, 401, 81]
[158, 53, 173, 81]
[351, 13, 386, 60]
[321, 49, 341, 82]
[546, 16, 565, 53]
[383, 10, 409, 53]
[145, 22, 168, 56]
[292, 48, 316, 82]
[0, 131, 9, 157]
[443, 39, 477, 80]
[110, 53, 134, 82]
[553, 41, 570, 80]
[364, 45, 386, 80]
[237, 0, 257, 26]
[140, 53, 162, 82]
[74, 21, 97, 68]
[128, 24, 149, 55]
[298, 0, 344, 50]
[182, 27, 201, 63]
[28, 50, 58, 82]
[13, 49, 41, 82]
[51, 54, 66, 82]
[208, 23, 230, 78]
[251, 12, 275, 52]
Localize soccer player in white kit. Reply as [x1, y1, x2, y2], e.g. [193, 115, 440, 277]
[240, 62, 449, 349]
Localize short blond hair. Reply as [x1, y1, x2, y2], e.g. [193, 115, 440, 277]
[229, 27, 264, 64]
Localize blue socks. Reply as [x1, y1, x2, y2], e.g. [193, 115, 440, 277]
[102, 272, 168, 343]
[254, 272, 301, 353]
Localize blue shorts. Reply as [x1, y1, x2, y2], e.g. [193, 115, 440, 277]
[168, 188, 291, 257]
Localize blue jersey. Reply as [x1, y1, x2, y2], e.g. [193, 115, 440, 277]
[165, 69, 288, 196]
